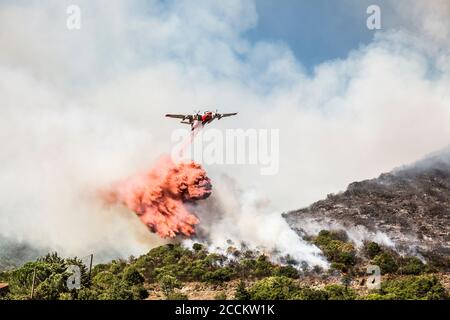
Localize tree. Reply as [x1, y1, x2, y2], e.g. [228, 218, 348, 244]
[372, 252, 398, 274]
[234, 280, 250, 300]
[34, 273, 66, 300]
[398, 257, 425, 275]
[314, 230, 356, 268]
[202, 267, 234, 283]
[273, 265, 299, 279]
[363, 241, 381, 259]
[341, 273, 353, 290]
[377, 275, 447, 300]
[254, 255, 274, 277]
[122, 267, 144, 286]
[192, 243, 204, 252]
[248, 276, 299, 300]
[158, 274, 182, 297]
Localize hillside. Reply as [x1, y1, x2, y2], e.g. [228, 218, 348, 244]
[283, 150, 450, 264]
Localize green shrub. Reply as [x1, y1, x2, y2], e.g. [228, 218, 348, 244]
[158, 274, 182, 296]
[248, 276, 299, 300]
[293, 288, 329, 300]
[92, 271, 116, 290]
[131, 284, 149, 300]
[378, 275, 447, 300]
[122, 267, 144, 285]
[192, 243, 204, 252]
[254, 255, 275, 277]
[273, 265, 299, 279]
[363, 241, 381, 259]
[238, 258, 257, 277]
[363, 293, 388, 300]
[372, 252, 398, 274]
[34, 273, 66, 300]
[315, 230, 348, 245]
[398, 257, 426, 275]
[330, 262, 347, 272]
[202, 267, 234, 283]
[58, 292, 73, 300]
[314, 230, 356, 268]
[324, 284, 357, 300]
[234, 280, 250, 300]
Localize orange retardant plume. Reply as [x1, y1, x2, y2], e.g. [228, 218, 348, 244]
[102, 155, 211, 238]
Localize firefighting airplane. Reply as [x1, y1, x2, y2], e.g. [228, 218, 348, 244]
[165, 110, 237, 130]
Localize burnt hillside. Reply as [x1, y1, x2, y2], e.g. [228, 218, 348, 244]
[283, 149, 450, 258]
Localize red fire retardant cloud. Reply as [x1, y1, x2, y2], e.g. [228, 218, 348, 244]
[102, 155, 211, 238]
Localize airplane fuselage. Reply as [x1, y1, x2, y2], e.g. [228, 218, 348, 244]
[186, 111, 215, 130]
[166, 110, 237, 130]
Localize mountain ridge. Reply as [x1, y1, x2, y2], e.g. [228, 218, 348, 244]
[283, 148, 450, 260]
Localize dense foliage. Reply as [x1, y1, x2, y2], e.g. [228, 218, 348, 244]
[1, 253, 146, 300]
[364, 275, 447, 300]
[0, 231, 448, 300]
[243, 276, 357, 300]
[313, 230, 357, 272]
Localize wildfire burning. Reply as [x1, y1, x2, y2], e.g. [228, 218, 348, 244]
[102, 155, 212, 238]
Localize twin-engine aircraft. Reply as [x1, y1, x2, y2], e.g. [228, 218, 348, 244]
[165, 110, 237, 130]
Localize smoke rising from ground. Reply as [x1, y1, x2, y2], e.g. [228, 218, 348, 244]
[0, 1, 449, 264]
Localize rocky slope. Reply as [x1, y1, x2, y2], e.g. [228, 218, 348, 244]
[283, 149, 450, 259]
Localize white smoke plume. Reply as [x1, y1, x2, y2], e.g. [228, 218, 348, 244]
[0, 1, 449, 265]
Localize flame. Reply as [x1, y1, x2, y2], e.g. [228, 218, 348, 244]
[102, 155, 211, 238]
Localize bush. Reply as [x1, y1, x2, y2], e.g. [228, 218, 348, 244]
[363, 241, 381, 259]
[377, 275, 447, 300]
[314, 230, 356, 268]
[293, 288, 329, 300]
[131, 284, 149, 300]
[364, 293, 388, 300]
[202, 267, 234, 283]
[158, 274, 182, 296]
[324, 284, 357, 300]
[34, 273, 66, 300]
[273, 265, 299, 279]
[248, 276, 299, 300]
[315, 230, 348, 245]
[122, 267, 144, 285]
[372, 252, 398, 274]
[330, 262, 347, 272]
[254, 255, 274, 278]
[92, 271, 116, 290]
[234, 280, 250, 300]
[58, 292, 73, 300]
[398, 257, 426, 275]
[192, 243, 204, 252]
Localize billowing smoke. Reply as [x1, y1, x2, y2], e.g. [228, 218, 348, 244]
[102, 155, 211, 238]
[187, 173, 328, 267]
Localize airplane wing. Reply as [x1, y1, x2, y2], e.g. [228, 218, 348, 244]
[165, 114, 190, 119]
[218, 112, 237, 118]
